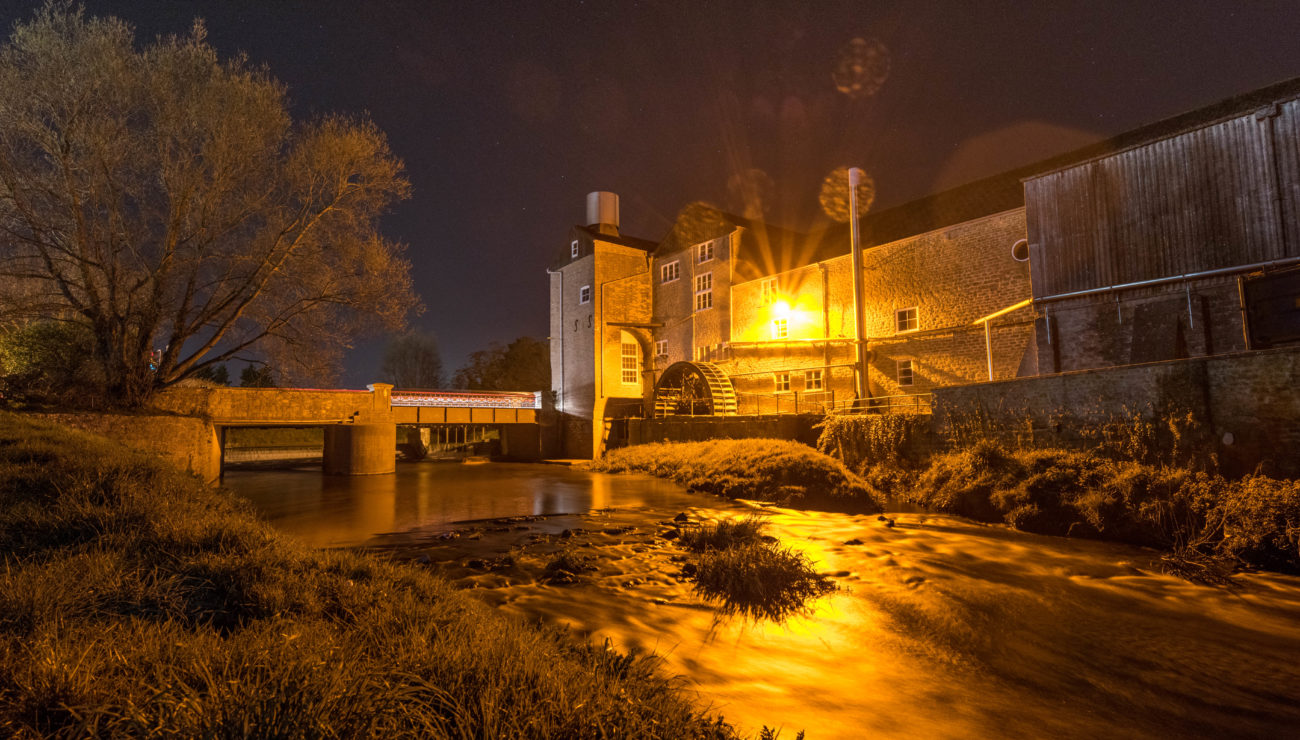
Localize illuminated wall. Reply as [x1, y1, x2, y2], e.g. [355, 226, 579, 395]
[724, 207, 1034, 400]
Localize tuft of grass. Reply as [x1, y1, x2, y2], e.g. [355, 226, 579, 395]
[692, 543, 835, 622]
[0, 412, 740, 738]
[541, 550, 596, 584]
[592, 439, 881, 513]
[672, 515, 835, 623]
[677, 516, 767, 553]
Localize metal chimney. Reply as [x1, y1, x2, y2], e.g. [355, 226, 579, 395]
[586, 191, 620, 236]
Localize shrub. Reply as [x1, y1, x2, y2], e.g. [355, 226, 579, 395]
[815, 413, 931, 470]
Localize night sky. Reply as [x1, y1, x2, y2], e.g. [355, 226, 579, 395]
[4, 1, 1300, 385]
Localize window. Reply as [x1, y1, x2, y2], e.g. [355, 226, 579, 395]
[772, 318, 788, 339]
[570, 239, 579, 258]
[621, 341, 640, 384]
[774, 372, 791, 393]
[895, 306, 918, 333]
[898, 359, 914, 387]
[579, 285, 591, 304]
[759, 278, 777, 305]
[694, 273, 712, 311]
[805, 369, 824, 391]
[654, 340, 668, 357]
[660, 260, 680, 283]
[697, 240, 714, 263]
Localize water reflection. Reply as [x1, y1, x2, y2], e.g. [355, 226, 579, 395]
[225, 462, 698, 547]
[226, 464, 1300, 739]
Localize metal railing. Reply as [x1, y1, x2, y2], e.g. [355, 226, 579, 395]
[824, 392, 932, 415]
[733, 390, 837, 416]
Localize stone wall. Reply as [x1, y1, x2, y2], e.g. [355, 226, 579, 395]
[933, 345, 1300, 477]
[36, 413, 222, 484]
[1037, 275, 1248, 374]
[723, 207, 1033, 401]
[626, 414, 823, 448]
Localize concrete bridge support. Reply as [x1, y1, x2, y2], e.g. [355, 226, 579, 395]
[323, 422, 397, 475]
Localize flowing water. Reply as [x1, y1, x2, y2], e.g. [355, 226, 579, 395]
[225, 462, 1300, 739]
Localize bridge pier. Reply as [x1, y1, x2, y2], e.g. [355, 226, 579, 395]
[323, 422, 397, 475]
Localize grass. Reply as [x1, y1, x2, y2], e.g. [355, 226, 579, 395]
[903, 440, 1300, 577]
[593, 439, 881, 513]
[0, 412, 739, 738]
[674, 516, 835, 622]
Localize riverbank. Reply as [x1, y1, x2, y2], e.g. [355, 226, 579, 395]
[594, 435, 1300, 578]
[0, 414, 739, 738]
[591, 439, 881, 513]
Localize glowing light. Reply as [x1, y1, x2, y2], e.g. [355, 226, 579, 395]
[772, 300, 792, 319]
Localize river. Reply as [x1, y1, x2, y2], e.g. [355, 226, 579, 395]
[224, 462, 1300, 739]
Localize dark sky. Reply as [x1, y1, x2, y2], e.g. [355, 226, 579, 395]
[5, 1, 1300, 385]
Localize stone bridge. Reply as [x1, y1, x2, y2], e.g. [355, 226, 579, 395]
[149, 383, 542, 478]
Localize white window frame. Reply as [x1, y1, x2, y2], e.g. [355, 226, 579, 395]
[805, 369, 823, 391]
[579, 285, 591, 305]
[773, 371, 791, 393]
[772, 317, 788, 340]
[895, 306, 919, 333]
[570, 239, 579, 258]
[620, 341, 640, 385]
[660, 260, 680, 283]
[697, 240, 714, 263]
[759, 277, 777, 305]
[654, 340, 668, 357]
[898, 359, 914, 387]
[694, 272, 713, 311]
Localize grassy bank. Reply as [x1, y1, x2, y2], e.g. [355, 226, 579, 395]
[591, 439, 881, 513]
[0, 414, 737, 738]
[905, 441, 1300, 576]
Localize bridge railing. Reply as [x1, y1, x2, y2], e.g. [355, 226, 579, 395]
[390, 389, 542, 410]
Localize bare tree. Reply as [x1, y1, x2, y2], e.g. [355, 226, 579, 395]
[380, 330, 444, 388]
[0, 5, 418, 404]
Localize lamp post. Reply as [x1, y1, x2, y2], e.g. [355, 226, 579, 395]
[848, 167, 869, 404]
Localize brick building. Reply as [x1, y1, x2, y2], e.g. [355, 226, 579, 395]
[550, 77, 1300, 464]
[550, 178, 1036, 458]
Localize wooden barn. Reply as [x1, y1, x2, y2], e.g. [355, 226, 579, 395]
[1025, 77, 1300, 373]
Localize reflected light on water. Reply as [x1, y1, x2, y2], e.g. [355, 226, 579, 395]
[227, 464, 1300, 739]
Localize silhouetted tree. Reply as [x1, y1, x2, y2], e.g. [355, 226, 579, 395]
[0, 5, 417, 404]
[192, 364, 229, 386]
[239, 364, 275, 388]
[381, 331, 444, 388]
[453, 337, 549, 392]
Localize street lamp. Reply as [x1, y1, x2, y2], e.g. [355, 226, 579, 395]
[848, 167, 869, 404]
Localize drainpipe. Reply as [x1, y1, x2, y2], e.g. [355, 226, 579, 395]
[848, 168, 869, 403]
[546, 267, 565, 414]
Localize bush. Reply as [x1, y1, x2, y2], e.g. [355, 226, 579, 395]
[0, 320, 104, 406]
[815, 413, 931, 470]
[908, 437, 1300, 575]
